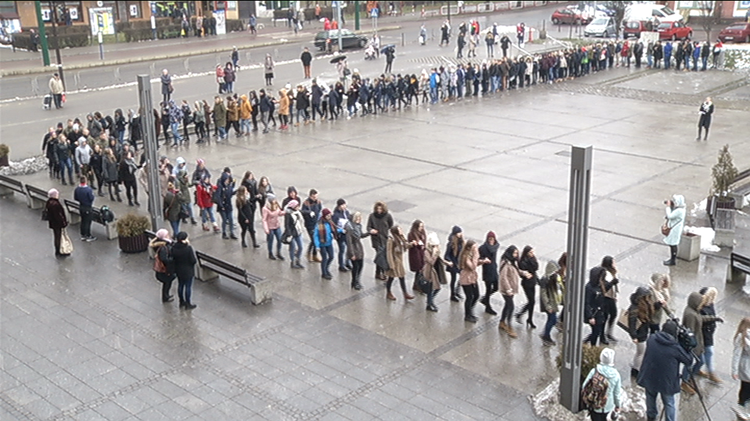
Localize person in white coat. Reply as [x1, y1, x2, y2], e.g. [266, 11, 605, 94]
[662, 194, 685, 266]
[733, 317, 750, 420]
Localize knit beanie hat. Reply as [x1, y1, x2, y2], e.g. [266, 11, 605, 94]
[156, 229, 169, 240]
[451, 225, 462, 235]
[176, 231, 188, 242]
[322, 208, 332, 217]
[486, 231, 496, 240]
[662, 320, 679, 339]
[336, 198, 346, 207]
[600, 348, 615, 366]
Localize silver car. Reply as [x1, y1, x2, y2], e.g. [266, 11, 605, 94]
[584, 17, 617, 38]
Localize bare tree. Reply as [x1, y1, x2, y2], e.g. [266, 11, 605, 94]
[698, 1, 722, 42]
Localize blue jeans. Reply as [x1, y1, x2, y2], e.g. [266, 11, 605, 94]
[701, 56, 708, 71]
[240, 118, 252, 133]
[645, 389, 675, 421]
[178, 276, 193, 304]
[289, 235, 303, 261]
[170, 122, 183, 143]
[490, 76, 498, 92]
[319, 244, 334, 277]
[665, 54, 671, 69]
[336, 236, 349, 269]
[266, 227, 282, 255]
[59, 157, 73, 182]
[218, 126, 227, 139]
[430, 87, 438, 104]
[117, 130, 125, 144]
[200, 207, 216, 224]
[169, 219, 180, 235]
[219, 209, 234, 236]
[543, 311, 557, 339]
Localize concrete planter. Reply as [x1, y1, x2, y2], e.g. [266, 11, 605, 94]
[677, 232, 701, 261]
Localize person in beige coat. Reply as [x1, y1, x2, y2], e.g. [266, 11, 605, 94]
[459, 240, 490, 323]
[498, 245, 527, 338]
[386, 225, 416, 302]
[49, 73, 64, 109]
[422, 232, 450, 312]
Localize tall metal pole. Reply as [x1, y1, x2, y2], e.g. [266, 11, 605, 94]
[354, 0, 360, 31]
[559, 145, 593, 413]
[34, 1, 51, 66]
[337, 1, 343, 51]
[49, 1, 65, 89]
[447, 0, 451, 24]
[137, 75, 162, 231]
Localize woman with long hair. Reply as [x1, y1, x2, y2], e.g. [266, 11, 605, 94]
[444, 226, 464, 302]
[385, 225, 415, 302]
[648, 273, 671, 333]
[628, 286, 653, 378]
[345, 212, 369, 290]
[407, 219, 426, 293]
[732, 317, 750, 419]
[515, 245, 539, 328]
[458, 240, 489, 323]
[478, 231, 500, 315]
[498, 245, 524, 338]
[236, 186, 259, 248]
[422, 232, 449, 312]
[695, 287, 720, 383]
[262, 194, 285, 260]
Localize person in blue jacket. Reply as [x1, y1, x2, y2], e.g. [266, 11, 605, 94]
[664, 41, 673, 70]
[314, 208, 336, 280]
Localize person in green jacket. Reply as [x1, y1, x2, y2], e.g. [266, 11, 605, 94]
[212, 95, 227, 140]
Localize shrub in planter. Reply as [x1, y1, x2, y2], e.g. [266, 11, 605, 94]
[116, 213, 150, 253]
[556, 343, 606, 384]
[0, 144, 9, 167]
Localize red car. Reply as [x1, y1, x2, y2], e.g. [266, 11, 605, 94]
[551, 8, 591, 25]
[623, 20, 655, 39]
[718, 22, 750, 43]
[657, 21, 693, 41]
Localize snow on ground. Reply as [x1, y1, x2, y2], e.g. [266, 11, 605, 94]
[683, 225, 721, 252]
[530, 378, 646, 420]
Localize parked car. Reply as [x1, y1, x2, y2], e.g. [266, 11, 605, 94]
[314, 29, 368, 52]
[625, 4, 683, 23]
[657, 21, 693, 41]
[718, 22, 750, 44]
[623, 20, 655, 39]
[551, 8, 591, 25]
[585, 17, 617, 38]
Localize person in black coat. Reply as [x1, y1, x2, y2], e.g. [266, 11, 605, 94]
[697, 97, 714, 141]
[300, 47, 313, 79]
[516, 245, 539, 328]
[478, 231, 500, 315]
[443, 225, 464, 301]
[236, 185, 259, 248]
[628, 286, 653, 378]
[149, 229, 175, 302]
[584, 265, 607, 346]
[171, 231, 197, 309]
[45, 188, 68, 256]
[636, 320, 692, 421]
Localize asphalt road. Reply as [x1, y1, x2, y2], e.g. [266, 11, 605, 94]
[0, 4, 560, 160]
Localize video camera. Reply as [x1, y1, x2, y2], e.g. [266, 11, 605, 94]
[663, 308, 697, 353]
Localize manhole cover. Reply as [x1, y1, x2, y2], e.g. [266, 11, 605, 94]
[387, 200, 417, 213]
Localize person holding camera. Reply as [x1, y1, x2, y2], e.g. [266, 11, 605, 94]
[662, 195, 685, 266]
[681, 291, 723, 394]
[636, 320, 692, 421]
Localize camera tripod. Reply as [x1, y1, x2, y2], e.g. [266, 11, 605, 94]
[658, 351, 712, 421]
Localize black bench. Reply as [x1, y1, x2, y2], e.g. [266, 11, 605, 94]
[195, 250, 272, 305]
[727, 252, 750, 284]
[63, 199, 118, 240]
[0, 174, 25, 198]
[24, 184, 49, 210]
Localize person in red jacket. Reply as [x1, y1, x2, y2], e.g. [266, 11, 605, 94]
[196, 174, 220, 232]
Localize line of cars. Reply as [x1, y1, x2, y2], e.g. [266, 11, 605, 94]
[551, 3, 750, 44]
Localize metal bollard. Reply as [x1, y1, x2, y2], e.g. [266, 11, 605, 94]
[402, 33, 404, 46]
[183, 58, 190, 73]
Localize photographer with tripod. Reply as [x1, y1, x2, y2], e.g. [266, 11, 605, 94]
[636, 319, 691, 421]
[681, 291, 724, 395]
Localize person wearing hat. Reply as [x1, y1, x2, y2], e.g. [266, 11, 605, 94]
[422, 232, 449, 312]
[637, 320, 693, 421]
[171, 232, 197, 309]
[539, 260, 562, 345]
[284, 199, 305, 269]
[332, 198, 352, 273]
[582, 348, 622, 420]
[149, 229, 175, 302]
[44, 188, 69, 256]
[314, 208, 336, 279]
[478, 231, 500, 314]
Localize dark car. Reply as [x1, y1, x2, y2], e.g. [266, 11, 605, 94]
[314, 29, 368, 52]
[551, 8, 591, 25]
[718, 22, 750, 43]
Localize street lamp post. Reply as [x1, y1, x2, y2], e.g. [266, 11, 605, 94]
[48, 1, 65, 89]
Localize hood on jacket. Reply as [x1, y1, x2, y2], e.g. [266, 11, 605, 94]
[687, 291, 702, 311]
[589, 266, 606, 286]
[630, 286, 651, 305]
[240, 94, 248, 101]
[672, 194, 685, 208]
[545, 260, 560, 278]
[653, 330, 678, 347]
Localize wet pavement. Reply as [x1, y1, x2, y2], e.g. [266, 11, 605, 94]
[2, 50, 750, 420]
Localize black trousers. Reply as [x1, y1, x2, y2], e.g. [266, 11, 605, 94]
[501, 294, 514, 323]
[80, 206, 93, 238]
[123, 179, 138, 204]
[161, 277, 174, 301]
[602, 297, 617, 333]
[462, 284, 479, 318]
[482, 279, 497, 308]
[350, 259, 363, 286]
[517, 280, 536, 321]
[740, 380, 750, 406]
[52, 227, 62, 254]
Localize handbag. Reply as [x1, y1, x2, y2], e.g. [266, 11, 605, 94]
[41, 208, 49, 221]
[660, 221, 671, 236]
[616, 308, 640, 332]
[416, 272, 431, 294]
[59, 228, 73, 255]
[281, 230, 292, 244]
[374, 245, 390, 271]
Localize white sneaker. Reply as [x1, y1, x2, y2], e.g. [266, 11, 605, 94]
[734, 404, 749, 421]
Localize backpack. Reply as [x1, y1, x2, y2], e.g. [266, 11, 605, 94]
[99, 205, 115, 223]
[153, 243, 174, 274]
[581, 368, 609, 410]
[211, 186, 222, 205]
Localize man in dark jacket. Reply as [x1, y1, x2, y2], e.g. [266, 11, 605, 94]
[171, 231, 197, 309]
[300, 47, 313, 79]
[73, 176, 96, 242]
[584, 265, 607, 346]
[637, 320, 692, 421]
[301, 189, 322, 262]
[332, 198, 352, 272]
[367, 201, 394, 280]
[681, 291, 723, 393]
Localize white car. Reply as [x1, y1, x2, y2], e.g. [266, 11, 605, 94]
[584, 17, 617, 38]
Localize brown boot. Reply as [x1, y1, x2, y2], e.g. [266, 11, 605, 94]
[507, 327, 518, 338]
[708, 372, 722, 383]
[680, 381, 696, 395]
[404, 293, 415, 300]
[499, 321, 508, 331]
[386, 292, 396, 301]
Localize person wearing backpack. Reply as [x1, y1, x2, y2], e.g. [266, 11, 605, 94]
[581, 348, 621, 421]
[149, 229, 175, 303]
[637, 320, 692, 421]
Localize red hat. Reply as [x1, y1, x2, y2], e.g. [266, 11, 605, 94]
[322, 208, 332, 217]
[487, 231, 496, 240]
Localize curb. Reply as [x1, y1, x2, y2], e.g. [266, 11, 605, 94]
[0, 26, 401, 78]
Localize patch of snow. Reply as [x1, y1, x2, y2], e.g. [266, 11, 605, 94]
[690, 199, 708, 219]
[0, 155, 47, 176]
[683, 226, 721, 252]
[530, 378, 646, 420]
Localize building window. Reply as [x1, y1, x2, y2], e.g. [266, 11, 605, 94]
[42, 1, 83, 23]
